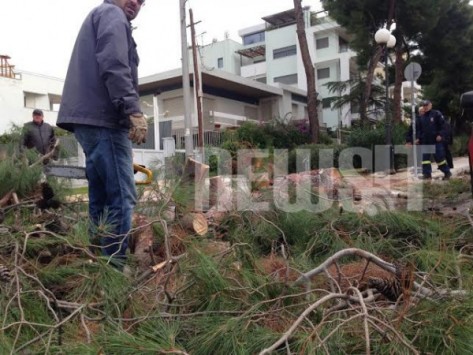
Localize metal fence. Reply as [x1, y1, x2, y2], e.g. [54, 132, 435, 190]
[172, 129, 224, 150]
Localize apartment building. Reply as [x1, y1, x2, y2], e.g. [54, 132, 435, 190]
[199, 8, 358, 128]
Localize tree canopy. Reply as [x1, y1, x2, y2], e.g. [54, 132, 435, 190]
[321, 0, 473, 125]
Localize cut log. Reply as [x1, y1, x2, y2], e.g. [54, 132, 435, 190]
[182, 157, 209, 184]
[182, 212, 208, 236]
[209, 176, 225, 207]
[209, 176, 234, 211]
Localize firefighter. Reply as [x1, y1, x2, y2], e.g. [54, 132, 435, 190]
[417, 100, 452, 180]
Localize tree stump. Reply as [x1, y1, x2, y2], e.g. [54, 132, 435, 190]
[182, 157, 210, 211]
[209, 176, 233, 211]
[182, 212, 208, 236]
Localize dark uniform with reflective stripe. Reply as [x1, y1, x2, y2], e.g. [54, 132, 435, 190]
[418, 109, 451, 178]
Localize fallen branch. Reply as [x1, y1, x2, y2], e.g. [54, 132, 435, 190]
[30, 139, 60, 168]
[294, 248, 468, 300]
[294, 248, 396, 286]
[259, 292, 346, 355]
[0, 190, 13, 208]
[348, 287, 370, 355]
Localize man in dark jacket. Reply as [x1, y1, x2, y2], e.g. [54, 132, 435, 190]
[22, 109, 56, 156]
[57, 0, 148, 270]
[417, 100, 452, 180]
[443, 119, 454, 169]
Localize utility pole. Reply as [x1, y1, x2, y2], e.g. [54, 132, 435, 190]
[179, 0, 194, 158]
[189, 8, 204, 159]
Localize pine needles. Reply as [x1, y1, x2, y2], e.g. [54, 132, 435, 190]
[1, 153, 473, 353]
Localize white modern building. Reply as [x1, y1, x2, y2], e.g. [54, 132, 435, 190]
[0, 55, 63, 134]
[137, 66, 312, 152]
[199, 8, 359, 128]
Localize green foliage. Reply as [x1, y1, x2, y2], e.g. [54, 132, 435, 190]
[0, 149, 43, 197]
[2, 144, 473, 354]
[223, 120, 314, 151]
[324, 74, 386, 118]
[451, 133, 469, 157]
[402, 298, 473, 354]
[0, 125, 23, 144]
[323, 0, 473, 126]
[208, 120, 334, 175]
[98, 320, 184, 354]
[345, 122, 409, 170]
[417, 0, 473, 120]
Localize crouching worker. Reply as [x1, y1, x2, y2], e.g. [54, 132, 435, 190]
[56, 0, 148, 270]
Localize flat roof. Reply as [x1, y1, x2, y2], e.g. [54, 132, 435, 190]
[262, 7, 310, 27]
[139, 67, 284, 100]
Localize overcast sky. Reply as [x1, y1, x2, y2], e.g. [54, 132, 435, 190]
[1, 0, 322, 79]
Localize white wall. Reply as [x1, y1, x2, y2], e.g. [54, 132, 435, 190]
[199, 39, 244, 75]
[266, 25, 298, 85]
[0, 71, 63, 134]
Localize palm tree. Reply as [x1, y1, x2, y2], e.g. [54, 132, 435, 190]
[324, 74, 387, 127]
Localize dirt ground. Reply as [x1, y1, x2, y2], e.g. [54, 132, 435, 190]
[341, 156, 472, 216]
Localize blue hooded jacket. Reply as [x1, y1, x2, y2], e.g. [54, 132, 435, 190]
[57, 0, 140, 132]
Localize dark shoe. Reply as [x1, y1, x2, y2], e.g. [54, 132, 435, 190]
[442, 172, 452, 180]
[419, 175, 432, 180]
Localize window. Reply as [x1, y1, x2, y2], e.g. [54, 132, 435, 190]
[242, 31, 265, 45]
[322, 98, 332, 109]
[316, 37, 329, 49]
[317, 67, 330, 80]
[274, 74, 298, 85]
[24, 91, 42, 109]
[273, 45, 297, 59]
[49, 94, 61, 112]
[217, 57, 223, 69]
[339, 37, 349, 53]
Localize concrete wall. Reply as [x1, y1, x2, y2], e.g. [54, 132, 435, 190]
[199, 39, 244, 75]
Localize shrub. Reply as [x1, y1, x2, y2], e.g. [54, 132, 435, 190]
[223, 121, 314, 151]
[451, 133, 468, 157]
[346, 122, 408, 170]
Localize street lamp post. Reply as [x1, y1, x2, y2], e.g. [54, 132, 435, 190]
[375, 28, 396, 174]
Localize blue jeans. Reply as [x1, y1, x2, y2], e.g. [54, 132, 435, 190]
[74, 125, 137, 267]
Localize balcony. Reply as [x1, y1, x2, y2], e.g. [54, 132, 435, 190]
[241, 61, 267, 79]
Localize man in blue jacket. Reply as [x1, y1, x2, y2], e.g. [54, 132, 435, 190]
[417, 100, 452, 180]
[57, 0, 148, 269]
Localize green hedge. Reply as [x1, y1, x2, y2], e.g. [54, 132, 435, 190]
[346, 122, 409, 171]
